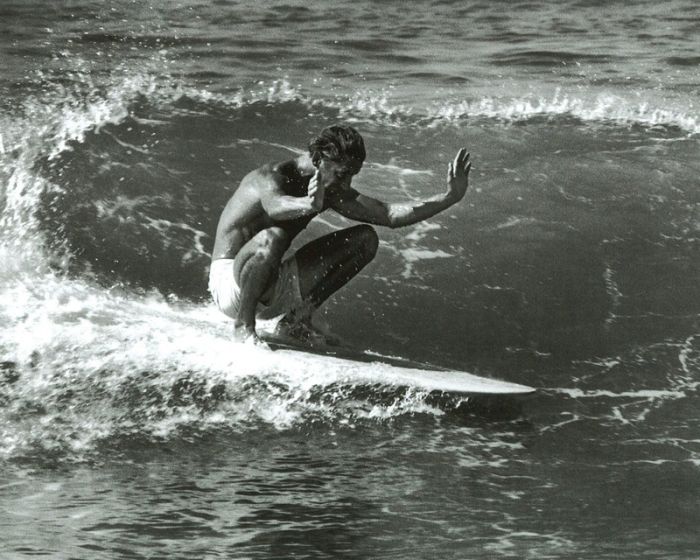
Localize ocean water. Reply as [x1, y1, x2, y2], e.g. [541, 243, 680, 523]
[1, 0, 699, 558]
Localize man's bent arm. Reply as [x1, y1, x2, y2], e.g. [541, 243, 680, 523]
[261, 194, 318, 221]
[258, 169, 324, 221]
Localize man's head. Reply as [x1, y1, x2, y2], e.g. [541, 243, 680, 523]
[308, 125, 365, 187]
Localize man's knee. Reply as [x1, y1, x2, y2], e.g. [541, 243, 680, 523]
[350, 224, 378, 261]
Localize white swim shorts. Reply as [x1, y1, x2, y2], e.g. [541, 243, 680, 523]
[208, 257, 304, 321]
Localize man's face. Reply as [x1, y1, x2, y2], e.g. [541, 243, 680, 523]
[318, 156, 362, 189]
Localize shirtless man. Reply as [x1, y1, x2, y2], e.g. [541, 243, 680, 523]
[209, 125, 471, 344]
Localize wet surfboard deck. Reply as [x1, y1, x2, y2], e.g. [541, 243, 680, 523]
[263, 338, 536, 396]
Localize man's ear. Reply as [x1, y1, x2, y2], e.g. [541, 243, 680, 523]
[311, 152, 322, 167]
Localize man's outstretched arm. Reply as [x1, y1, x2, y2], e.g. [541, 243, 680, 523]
[331, 148, 471, 229]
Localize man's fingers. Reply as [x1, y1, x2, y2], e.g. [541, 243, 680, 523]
[308, 170, 320, 194]
[453, 147, 469, 172]
[452, 150, 462, 172]
[448, 148, 472, 183]
[461, 150, 470, 168]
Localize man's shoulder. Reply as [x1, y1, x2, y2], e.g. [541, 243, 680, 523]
[244, 163, 275, 182]
[245, 159, 299, 189]
[326, 185, 361, 208]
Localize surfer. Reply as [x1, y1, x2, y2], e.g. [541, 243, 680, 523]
[209, 125, 471, 344]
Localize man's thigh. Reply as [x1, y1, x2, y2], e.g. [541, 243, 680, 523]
[294, 225, 376, 297]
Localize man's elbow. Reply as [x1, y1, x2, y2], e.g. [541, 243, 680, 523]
[385, 209, 408, 229]
[384, 208, 399, 229]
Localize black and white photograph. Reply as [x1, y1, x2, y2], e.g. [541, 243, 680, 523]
[1, 0, 698, 558]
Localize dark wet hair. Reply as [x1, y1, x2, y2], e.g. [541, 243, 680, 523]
[308, 125, 366, 166]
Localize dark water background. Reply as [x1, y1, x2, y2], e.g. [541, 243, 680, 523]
[1, 0, 699, 558]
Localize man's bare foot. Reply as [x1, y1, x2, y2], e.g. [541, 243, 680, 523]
[233, 325, 269, 348]
[272, 316, 341, 348]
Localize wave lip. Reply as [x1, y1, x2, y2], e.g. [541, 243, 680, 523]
[161, 77, 700, 136]
[428, 90, 700, 135]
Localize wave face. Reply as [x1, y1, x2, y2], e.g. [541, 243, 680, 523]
[1, 68, 698, 461]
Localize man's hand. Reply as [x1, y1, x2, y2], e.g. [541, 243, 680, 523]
[446, 147, 471, 203]
[308, 169, 325, 212]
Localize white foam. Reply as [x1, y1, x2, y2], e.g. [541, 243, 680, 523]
[428, 89, 700, 135]
[603, 264, 624, 327]
[490, 216, 539, 231]
[170, 79, 700, 134]
[552, 387, 686, 399]
[0, 269, 461, 460]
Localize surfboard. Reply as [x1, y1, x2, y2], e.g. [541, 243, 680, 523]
[263, 339, 535, 396]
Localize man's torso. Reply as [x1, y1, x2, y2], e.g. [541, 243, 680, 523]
[211, 160, 313, 260]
